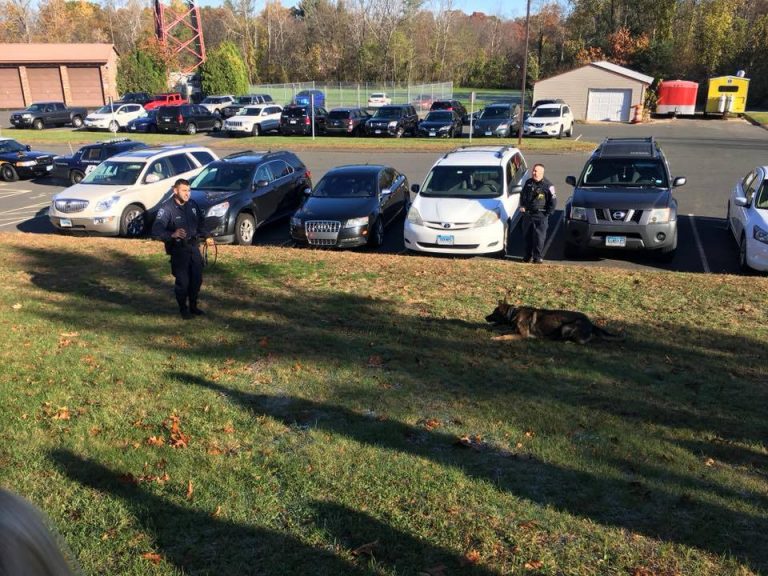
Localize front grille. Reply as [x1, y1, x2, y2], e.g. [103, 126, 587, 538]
[306, 220, 341, 246]
[423, 221, 472, 231]
[596, 208, 641, 223]
[55, 199, 88, 213]
[227, 121, 242, 128]
[418, 242, 480, 249]
[36, 156, 53, 166]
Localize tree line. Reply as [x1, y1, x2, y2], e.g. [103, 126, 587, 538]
[1, 0, 766, 105]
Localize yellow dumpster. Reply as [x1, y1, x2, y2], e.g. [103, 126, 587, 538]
[705, 74, 749, 115]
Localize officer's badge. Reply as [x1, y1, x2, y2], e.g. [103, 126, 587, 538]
[157, 208, 165, 219]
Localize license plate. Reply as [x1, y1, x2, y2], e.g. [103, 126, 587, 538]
[46, 165, 53, 171]
[130, 126, 136, 130]
[290, 120, 297, 124]
[429, 131, 436, 137]
[436, 234, 454, 246]
[162, 118, 170, 122]
[605, 235, 626, 247]
[60, 218, 72, 228]
[375, 130, 382, 134]
[484, 131, 492, 136]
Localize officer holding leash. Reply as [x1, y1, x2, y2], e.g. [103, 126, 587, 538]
[520, 163, 556, 263]
[152, 178, 214, 319]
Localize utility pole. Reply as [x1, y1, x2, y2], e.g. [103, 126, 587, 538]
[517, 0, 531, 147]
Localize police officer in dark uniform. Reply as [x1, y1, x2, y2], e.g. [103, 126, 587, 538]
[520, 163, 556, 263]
[152, 178, 213, 319]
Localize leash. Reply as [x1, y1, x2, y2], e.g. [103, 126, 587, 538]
[201, 239, 218, 268]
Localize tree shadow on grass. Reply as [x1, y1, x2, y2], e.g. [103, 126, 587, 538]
[48, 448, 499, 576]
[181, 373, 768, 572]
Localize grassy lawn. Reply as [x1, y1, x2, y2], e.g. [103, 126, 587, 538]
[746, 111, 768, 124]
[0, 127, 595, 153]
[1, 233, 765, 575]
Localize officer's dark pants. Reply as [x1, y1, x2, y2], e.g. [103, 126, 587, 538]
[522, 212, 549, 260]
[170, 246, 203, 311]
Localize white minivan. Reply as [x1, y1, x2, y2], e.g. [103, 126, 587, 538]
[49, 145, 218, 237]
[404, 146, 529, 256]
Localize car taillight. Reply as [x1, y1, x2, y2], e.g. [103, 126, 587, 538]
[347, 120, 354, 127]
[177, 114, 183, 122]
[304, 116, 310, 125]
[305, 170, 311, 179]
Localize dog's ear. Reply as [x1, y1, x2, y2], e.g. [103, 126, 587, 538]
[503, 289, 512, 305]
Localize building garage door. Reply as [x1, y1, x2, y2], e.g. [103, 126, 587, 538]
[0, 68, 24, 109]
[27, 67, 64, 102]
[67, 67, 104, 106]
[587, 89, 632, 122]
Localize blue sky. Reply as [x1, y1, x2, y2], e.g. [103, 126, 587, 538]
[453, 0, 526, 19]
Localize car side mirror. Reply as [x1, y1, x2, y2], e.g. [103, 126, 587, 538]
[303, 187, 311, 196]
[380, 188, 391, 197]
[734, 196, 749, 207]
[254, 179, 270, 189]
[673, 176, 686, 187]
[566, 175, 577, 186]
[509, 185, 522, 195]
[144, 173, 161, 184]
[25, 144, 32, 151]
[411, 183, 420, 194]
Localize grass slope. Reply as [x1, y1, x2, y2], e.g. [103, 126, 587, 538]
[0, 233, 766, 576]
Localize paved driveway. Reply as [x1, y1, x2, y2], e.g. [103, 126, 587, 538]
[1, 117, 765, 275]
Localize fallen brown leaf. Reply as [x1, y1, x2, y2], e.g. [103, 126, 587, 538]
[146, 436, 165, 447]
[351, 539, 379, 557]
[367, 354, 384, 367]
[141, 552, 162, 564]
[186, 480, 194, 500]
[524, 559, 543, 570]
[464, 549, 481, 563]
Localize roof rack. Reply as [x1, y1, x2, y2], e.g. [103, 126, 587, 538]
[96, 137, 132, 144]
[443, 145, 515, 159]
[597, 137, 657, 158]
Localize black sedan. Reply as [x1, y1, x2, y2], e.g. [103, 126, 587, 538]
[290, 165, 409, 248]
[0, 137, 55, 181]
[417, 110, 463, 138]
[126, 110, 158, 133]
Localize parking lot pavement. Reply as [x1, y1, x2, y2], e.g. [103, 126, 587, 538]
[0, 118, 763, 275]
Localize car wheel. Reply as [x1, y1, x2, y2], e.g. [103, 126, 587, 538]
[739, 232, 751, 271]
[148, 124, 157, 133]
[213, 119, 222, 132]
[566, 124, 573, 137]
[33, 119, 44, 130]
[235, 213, 256, 245]
[252, 123, 261, 137]
[70, 169, 85, 185]
[71, 116, 83, 128]
[186, 123, 197, 135]
[109, 120, 119, 132]
[496, 222, 509, 258]
[726, 202, 732, 232]
[395, 126, 405, 138]
[120, 204, 146, 238]
[369, 217, 384, 247]
[657, 232, 678, 263]
[1, 163, 19, 182]
[557, 125, 563, 139]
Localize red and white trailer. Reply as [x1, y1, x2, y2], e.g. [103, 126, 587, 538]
[656, 80, 698, 116]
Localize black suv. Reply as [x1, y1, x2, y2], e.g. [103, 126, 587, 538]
[221, 94, 274, 118]
[364, 104, 419, 137]
[279, 105, 328, 135]
[156, 104, 222, 135]
[326, 107, 371, 136]
[429, 99, 468, 124]
[0, 137, 56, 181]
[564, 137, 686, 260]
[189, 150, 312, 245]
[53, 138, 146, 184]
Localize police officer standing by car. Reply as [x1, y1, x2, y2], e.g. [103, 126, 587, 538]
[520, 163, 556, 263]
[152, 178, 213, 319]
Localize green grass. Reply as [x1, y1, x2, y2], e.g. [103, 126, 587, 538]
[0, 127, 595, 152]
[745, 111, 768, 124]
[1, 234, 766, 575]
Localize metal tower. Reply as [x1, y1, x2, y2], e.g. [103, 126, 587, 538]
[154, 0, 206, 73]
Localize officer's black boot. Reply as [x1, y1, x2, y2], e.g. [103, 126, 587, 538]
[180, 307, 193, 320]
[189, 299, 204, 316]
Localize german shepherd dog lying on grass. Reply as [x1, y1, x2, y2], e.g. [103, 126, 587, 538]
[485, 299, 625, 344]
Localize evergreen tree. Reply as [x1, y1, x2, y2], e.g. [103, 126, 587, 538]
[200, 41, 250, 96]
[117, 48, 168, 95]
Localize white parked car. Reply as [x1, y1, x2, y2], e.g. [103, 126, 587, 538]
[367, 93, 392, 108]
[199, 95, 236, 115]
[523, 103, 574, 138]
[404, 146, 530, 256]
[48, 145, 218, 237]
[727, 166, 768, 271]
[84, 103, 146, 132]
[223, 104, 283, 136]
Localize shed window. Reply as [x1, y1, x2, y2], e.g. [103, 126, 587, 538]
[717, 85, 740, 93]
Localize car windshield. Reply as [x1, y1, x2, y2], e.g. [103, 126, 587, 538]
[328, 110, 351, 119]
[0, 139, 26, 153]
[95, 105, 120, 114]
[372, 108, 401, 119]
[425, 111, 453, 121]
[480, 107, 510, 119]
[755, 180, 768, 209]
[312, 173, 377, 198]
[283, 107, 308, 118]
[531, 108, 560, 118]
[421, 166, 503, 198]
[80, 161, 146, 185]
[580, 159, 668, 188]
[191, 164, 254, 191]
[370, 93, 385, 99]
[238, 107, 262, 116]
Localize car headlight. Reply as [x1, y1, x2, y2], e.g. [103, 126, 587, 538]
[15, 160, 36, 167]
[21, 113, 32, 118]
[344, 216, 369, 228]
[648, 208, 671, 223]
[290, 216, 302, 228]
[473, 209, 500, 228]
[206, 201, 229, 218]
[496, 123, 509, 130]
[407, 206, 424, 226]
[569, 206, 587, 221]
[753, 224, 768, 244]
[388, 121, 398, 128]
[95, 196, 120, 212]
[438, 125, 450, 131]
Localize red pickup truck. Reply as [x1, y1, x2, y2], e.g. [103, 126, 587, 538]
[143, 93, 188, 111]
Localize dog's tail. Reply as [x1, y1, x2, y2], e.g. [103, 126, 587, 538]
[593, 325, 626, 342]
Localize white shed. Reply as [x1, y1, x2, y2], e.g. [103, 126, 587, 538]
[533, 61, 654, 122]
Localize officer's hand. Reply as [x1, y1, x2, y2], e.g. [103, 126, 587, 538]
[519, 207, 526, 213]
[172, 228, 187, 239]
[205, 237, 215, 246]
